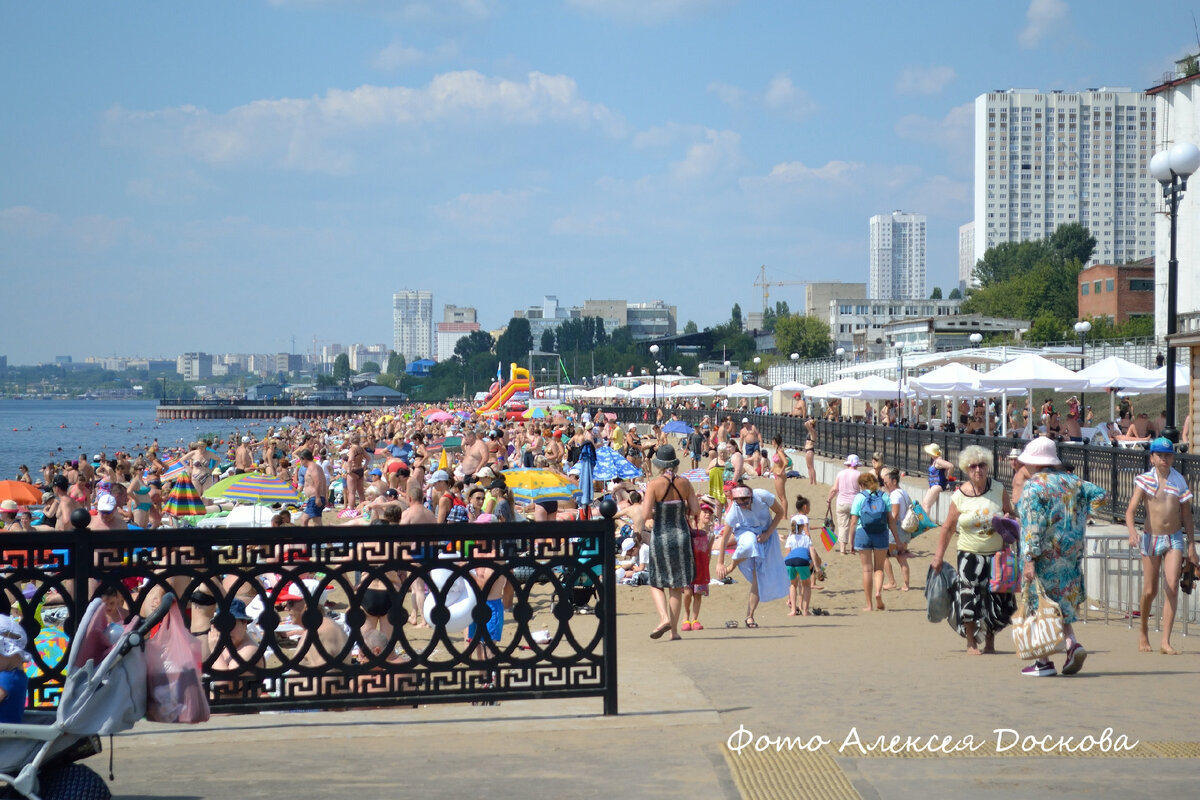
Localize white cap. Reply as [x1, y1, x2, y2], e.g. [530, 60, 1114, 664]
[97, 494, 117, 512]
[741, 417, 749, 423]
[242, 436, 251, 443]
[620, 538, 636, 553]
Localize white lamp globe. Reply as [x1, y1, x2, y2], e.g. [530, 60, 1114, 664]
[1150, 150, 1174, 184]
[1170, 142, 1200, 177]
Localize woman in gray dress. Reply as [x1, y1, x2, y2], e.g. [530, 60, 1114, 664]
[638, 444, 701, 640]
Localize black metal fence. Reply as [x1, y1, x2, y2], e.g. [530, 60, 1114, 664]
[588, 404, 1198, 523]
[2, 521, 617, 714]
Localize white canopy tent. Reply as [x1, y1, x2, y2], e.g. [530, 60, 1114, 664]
[717, 382, 772, 398]
[838, 375, 915, 400]
[627, 383, 658, 399]
[978, 354, 1087, 437]
[804, 377, 863, 400]
[667, 383, 718, 398]
[582, 385, 630, 399]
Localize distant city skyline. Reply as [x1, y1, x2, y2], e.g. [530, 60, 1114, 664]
[3, 1, 1198, 363]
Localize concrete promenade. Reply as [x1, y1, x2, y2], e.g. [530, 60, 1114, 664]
[103, 456, 1200, 799]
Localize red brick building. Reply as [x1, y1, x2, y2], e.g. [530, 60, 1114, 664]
[1077, 257, 1154, 324]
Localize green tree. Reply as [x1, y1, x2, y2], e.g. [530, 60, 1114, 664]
[495, 317, 533, 366]
[1117, 315, 1154, 339]
[683, 320, 698, 334]
[730, 303, 743, 331]
[1027, 311, 1067, 343]
[1049, 222, 1097, 266]
[948, 287, 962, 300]
[333, 353, 351, 382]
[930, 287, 943, 299]
[773, 314, 833, 359]
[360, 360, 381, 374]
[540, 329, 556, 352]
[972, 240, 1056, 288]
[376, 373, 397, 389]
[386, 352, 406, 376]
[316, 374, 337, 388]
[453, 330, 494, 362]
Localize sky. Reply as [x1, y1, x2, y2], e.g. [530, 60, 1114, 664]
[3, 0, 1199, 365]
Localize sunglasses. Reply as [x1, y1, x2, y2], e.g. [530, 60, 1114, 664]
[968, 463, 988, 470]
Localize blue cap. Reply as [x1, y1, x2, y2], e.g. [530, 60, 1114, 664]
[1150, 437, 1175, 453]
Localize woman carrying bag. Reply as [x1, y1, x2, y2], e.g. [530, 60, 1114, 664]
[1014, 437, 1107, 677]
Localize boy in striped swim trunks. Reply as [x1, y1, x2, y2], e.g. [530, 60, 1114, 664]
[1126, 438, 1199, 654]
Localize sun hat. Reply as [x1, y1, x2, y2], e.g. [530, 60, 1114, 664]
[0, 616, 30, 661]
[1007, 447, 1023, 459]
[1018, 436, 1061, 467]
[0, 500, 17, 513]
[651, 444, 680, 470]
[218, 598, 253, 622]
[1150, 437, 1176, 454]
[923, 443, 942, 458]
[844, 454, 860, 467]
[627, 423, 637, 431]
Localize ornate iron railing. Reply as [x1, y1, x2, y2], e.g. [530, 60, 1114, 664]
[3, 520, 618, 714]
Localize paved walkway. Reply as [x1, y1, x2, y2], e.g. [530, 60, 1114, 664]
[103, 457, 1200, 799]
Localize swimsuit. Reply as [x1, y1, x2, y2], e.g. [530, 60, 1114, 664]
[1140, 532, 1186, 558]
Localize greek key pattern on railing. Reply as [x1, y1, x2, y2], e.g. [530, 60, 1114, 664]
[1, 522, 617, 714]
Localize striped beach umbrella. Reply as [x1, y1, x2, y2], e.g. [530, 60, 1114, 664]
[207, 473, 302, 504]
[164, 472, 206, 516]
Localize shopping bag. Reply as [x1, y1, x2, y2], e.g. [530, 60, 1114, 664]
[908, 500, 937, 535]
[1011, 577, 1066, 660]
[989, 546, 1019, 594]
[146, 601, 210, 724]
[925, 562, 957, 623]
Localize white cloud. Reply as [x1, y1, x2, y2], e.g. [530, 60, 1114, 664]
[372, 39, 425, 70]
[894, 102, 974, 150]
[756, 160, 865, 185]
[565, 0, 731, 25]
[104, 71, 625, 173]
[1019, 0, 1068, 49]
[905, 175, 970, 217]
[550, 210, 626, 237]
[707, 81, 745, 108]
[0, 206, 59, 237]
[670, 129, 743, 179]
[433, 189, 535, 235]
[763, 73, 815, 119]
[268, 0, 493, 21]
[895, 65, 956, 95]
[632, 122, 705, 149]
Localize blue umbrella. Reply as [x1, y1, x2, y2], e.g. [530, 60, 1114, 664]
[578, 441, 597, 506]
[663, 420, 694, 434]
[593, 447, 643, 482]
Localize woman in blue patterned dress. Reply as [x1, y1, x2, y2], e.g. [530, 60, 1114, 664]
[1015, 437, 1107, 677]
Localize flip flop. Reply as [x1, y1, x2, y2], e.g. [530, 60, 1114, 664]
[745, 618, 759, 629]
[724, 620, 739, 628]
[649, 623, 671, 640]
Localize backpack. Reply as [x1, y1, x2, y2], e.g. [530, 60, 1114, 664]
[858, 490, 889, 535]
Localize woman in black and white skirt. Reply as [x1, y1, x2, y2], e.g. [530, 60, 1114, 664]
[638, 444, 701, 641]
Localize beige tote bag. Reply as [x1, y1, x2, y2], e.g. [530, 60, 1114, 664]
[1011, 577, 1066, 660]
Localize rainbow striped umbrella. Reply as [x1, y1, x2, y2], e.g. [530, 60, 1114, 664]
[205, 473, 302, 504]
[500, 468, 579, 505]
[164, 472, 206, 516]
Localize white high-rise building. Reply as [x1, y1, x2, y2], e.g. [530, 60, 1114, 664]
[392, 290, 433, 362]
[868, 211, 926, 300]
[958, 221, 976, 292]
[973, 88, 1157, 267]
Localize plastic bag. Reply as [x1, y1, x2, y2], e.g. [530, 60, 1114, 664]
[925, 562, 957, 623]
[145, 602, 210, 724]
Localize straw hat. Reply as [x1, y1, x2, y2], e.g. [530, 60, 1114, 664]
[923, 443, 942, 458]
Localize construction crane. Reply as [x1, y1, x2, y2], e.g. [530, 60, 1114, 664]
[753, 265, 807, 316]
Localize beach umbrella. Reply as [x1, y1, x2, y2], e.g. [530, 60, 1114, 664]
[0, 481, 41, 505]
[592, 447, 643, 482]
[667, 383, 717, 398]
[662, 420, 694, 434]
[628, 383, 657, 399]
[908, 362, 985, 395]
[202, 471, 250, 499]
[521, 407, 548, 419]
[771, 380, 810, 393]
[717, 382, 771, 398]
[203, 473, 301, 504]
[1076, 357, 1162, 422]
[163, 472, 206, 516]
[837, 375, 915, 400]
[582, 385, 630, 400]
[426, 411, 455, 423]
[578, 441, 597, 507]
[500, 468, 577, 504]
[804, 377, 863, 400]
[551, 404, 574, 412]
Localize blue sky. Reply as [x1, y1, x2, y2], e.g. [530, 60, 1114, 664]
[2, 0, 1198, 365]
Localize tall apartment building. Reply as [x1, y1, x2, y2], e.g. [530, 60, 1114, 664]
[973, 88, 1157, 267]
[868, 211, 926, 300]
[1148, 56, 1200, 337]
[958, 221, 976, 292]
[392, 291, 433, 362]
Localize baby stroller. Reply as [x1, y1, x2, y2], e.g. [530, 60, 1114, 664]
[0, 594, 175, 800]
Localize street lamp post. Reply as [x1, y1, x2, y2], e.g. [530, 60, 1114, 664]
[894, 341, 905, 428]
[1074, 320, 1091, 411]
[969, 332, 982, 349]
[1150, 141, 1200, 443]
[790, 352, 799, 382]
[649, 344, 660, 410]
[723, 360, 731, 384]
[753, 356, 761, 383]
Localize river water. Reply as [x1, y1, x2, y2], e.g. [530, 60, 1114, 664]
[0, 400, 274, 477]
